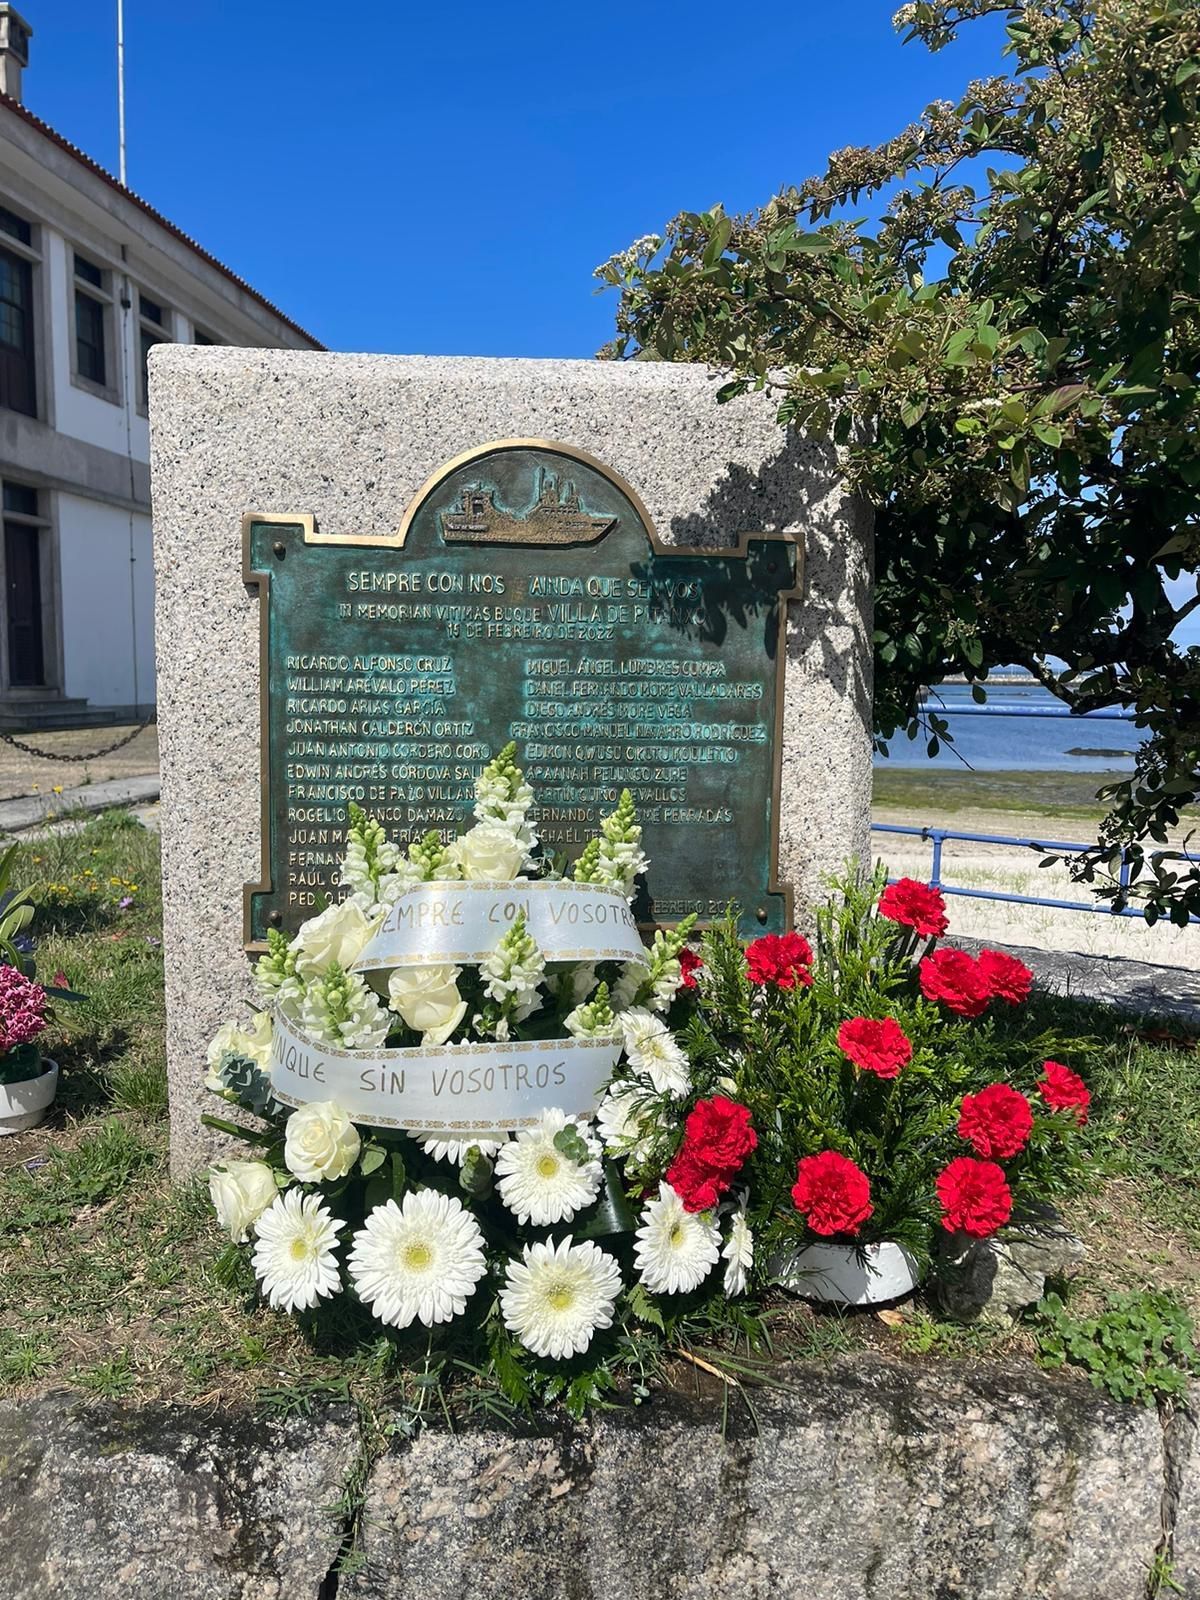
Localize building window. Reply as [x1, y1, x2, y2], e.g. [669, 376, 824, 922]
[73, 251, 113, 392]
[193, 327, 218, 345]
[0, 204, 36, 418]
[2, 480, 46, 687]
[137, 291, 172, 410]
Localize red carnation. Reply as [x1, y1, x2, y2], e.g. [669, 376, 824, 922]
[666, 1095, 757, 1213]
[958, 1083, 1033, 1159]
[791, 1150, 873, 1237]
[978, 949, 1033, 1005]
[837, 1016, 913, 1080]
[936, 1156, 1013, 1237]
[745, 932, 814, 990]
[918, 948, 992, 1018]
[877, 878, 949, 939]
[677, 947, 703, 990]
[1038, 1060, 1091, 1125]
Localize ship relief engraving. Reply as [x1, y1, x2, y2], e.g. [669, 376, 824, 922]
[440, 465, 616, 546]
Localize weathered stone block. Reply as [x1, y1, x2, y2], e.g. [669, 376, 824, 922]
[347, 1356, 1161, 1600]
[933, 1207, 1086, 1325]
[0, 1392, 358, 1599]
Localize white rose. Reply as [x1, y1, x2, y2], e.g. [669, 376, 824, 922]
[446, 822, 527, 882]
[208, 1159, 279, 1242]
[388, 964, 468, 1045]
[283, 1100, 361, 1183]
[206, 1010, 273, 1072]
[290, 900, 378, 979]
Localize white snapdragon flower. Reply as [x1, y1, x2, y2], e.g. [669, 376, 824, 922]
[482, 915, 545, 1023]
[208, 1159, 279, 1243]
[289, 900, 379, 979]
[634, 1182, 721, 1296]
[299, 968, 391, 1050]
[388, 964, 468, 1044]
[618, 1008, 690, 1097]
[563, 981, 616, 1040]
[283, 1101, 361, 1183]
[252, 1189, 343, 1312]
[501, 1236, 623, 1360]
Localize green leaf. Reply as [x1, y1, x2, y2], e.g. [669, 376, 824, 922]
[359, 1145, 387, 1177]
[626, 1282, 666, 1332]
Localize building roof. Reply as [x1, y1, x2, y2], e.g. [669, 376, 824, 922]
[0, 90, 325, 349]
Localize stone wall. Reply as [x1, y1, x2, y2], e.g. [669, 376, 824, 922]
[1, 1357, 1195, 1599]
[148, 350, 873, 1175]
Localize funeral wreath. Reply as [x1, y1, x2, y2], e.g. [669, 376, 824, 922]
[205, 746, 1091, 1408]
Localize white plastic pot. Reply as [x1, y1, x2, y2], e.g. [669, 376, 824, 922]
[769, 1239, 920, 1307]
[0, 1058, 58, 1136]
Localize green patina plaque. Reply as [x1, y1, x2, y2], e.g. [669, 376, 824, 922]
[244, 441, 800, 948]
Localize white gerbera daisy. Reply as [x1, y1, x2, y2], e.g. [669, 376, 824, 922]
[501, 1236, 623, 1359]
[252, 1188, 343, 1313]
[618, 1008, 690, 1097]
[348, 1190, 487, 1328]
[634, 1182, 720, 1295]
[494, 1108, 602, 1225]
[595, 1081, 655, 1163]
[415, 1131, 507, 1165]
[722, 1195, 754, 1298]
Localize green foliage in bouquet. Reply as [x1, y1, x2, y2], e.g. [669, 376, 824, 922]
[674, 867, 1093, 1265]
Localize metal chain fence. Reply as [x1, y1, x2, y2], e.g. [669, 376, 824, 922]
[0, 719, 153, 764]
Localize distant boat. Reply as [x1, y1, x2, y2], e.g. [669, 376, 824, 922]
[441, 468, 614, 545]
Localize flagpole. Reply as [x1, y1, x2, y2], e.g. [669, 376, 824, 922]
[116, 0, 126, 186]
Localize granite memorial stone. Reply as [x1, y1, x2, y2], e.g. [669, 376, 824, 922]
[150, 351, 873, 1174]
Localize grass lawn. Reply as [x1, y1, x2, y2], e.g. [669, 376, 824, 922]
[0, 810, 1197, 1412]
[872, 766, 1126, 823]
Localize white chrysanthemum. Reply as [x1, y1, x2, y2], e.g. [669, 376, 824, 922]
[722, 1196, 754, 1298]
[348, 1190, 487, 1329]
[494, 1109, 602, 1225]
[595, 1081, 656, 1163]
[619, 1008, 690, 1097]
[501, 1236, 623, 1359]
[416, 1131, 507, 1165]
[634, 1182, 720, 1295]
[252, 1188, 343, 1312]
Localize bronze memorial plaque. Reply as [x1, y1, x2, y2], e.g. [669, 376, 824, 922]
[244, 440, 800, 948]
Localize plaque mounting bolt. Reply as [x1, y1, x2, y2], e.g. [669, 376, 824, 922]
[756, 905, 768, 923]
[267, 911, 283, 927]
[272, 541, 287, 558]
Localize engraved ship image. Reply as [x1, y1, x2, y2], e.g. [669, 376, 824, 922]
[440, 467, 615, 545]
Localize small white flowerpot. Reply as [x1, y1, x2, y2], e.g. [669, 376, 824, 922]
[0, 1058, 58, 1136]
[769, 1239, 920, 1307]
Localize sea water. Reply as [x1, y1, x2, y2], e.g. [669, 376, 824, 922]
[875, 680, 1140, 773]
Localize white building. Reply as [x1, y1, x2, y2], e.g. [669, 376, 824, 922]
[0, 5, 322, 726]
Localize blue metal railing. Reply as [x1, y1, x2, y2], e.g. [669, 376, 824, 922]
[877, 697, 1199, 925]
[872, 822, 1200, 925]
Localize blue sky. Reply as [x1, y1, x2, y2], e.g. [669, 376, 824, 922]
[28, 1, 1010, 355]
[26, 2, 1197, 645]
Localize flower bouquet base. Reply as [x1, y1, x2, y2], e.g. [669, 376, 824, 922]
[0, 1058, 58, 1136]
[769, 1240, 921, 1307]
